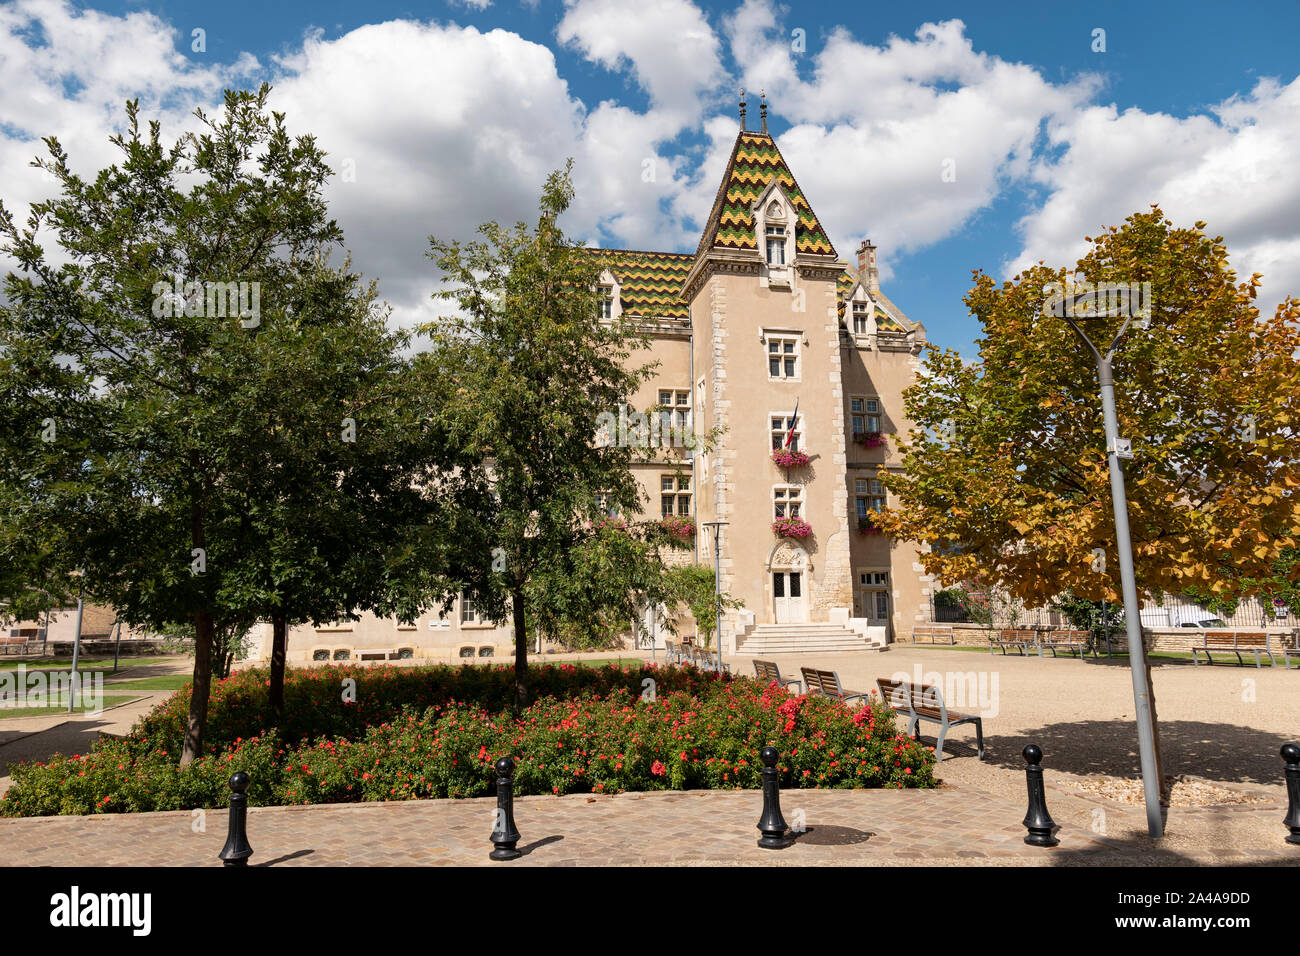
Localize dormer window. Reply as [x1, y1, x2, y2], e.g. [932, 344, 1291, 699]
[766, 225, 786, 266]
[599, 286, 614, 319]
[852, 301, 869, 335]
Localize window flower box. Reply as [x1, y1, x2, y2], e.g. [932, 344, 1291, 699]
[772, 516, 812, 539]
[660, 515, 696, 538]
[771, 449, 811, 468]
[857, 515, 883, 536]
[853, 431, 887, 449]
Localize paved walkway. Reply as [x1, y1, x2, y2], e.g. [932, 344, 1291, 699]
[3, 647, 1298, 866]
[0, 657, 193, 795]
[3, 780, 1296, 867]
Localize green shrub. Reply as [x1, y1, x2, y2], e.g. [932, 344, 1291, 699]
[1, 663, 936, 817]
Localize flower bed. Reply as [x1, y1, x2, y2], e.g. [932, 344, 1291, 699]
[772, 516, 813, 538]
[660, 515, 695, 538]
[770, 449, 811, 468]
[0, 663, 935, 817]
[853, 431, 887, 449]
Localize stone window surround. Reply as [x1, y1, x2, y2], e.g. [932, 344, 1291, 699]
[752, 183, 796, 288]
[769, 408, 803, 452]
[763, 332, 803, 382]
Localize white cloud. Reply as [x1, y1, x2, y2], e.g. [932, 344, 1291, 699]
[722, 1, 1099, 281]
[557, 0, 725, 126]
[1008, 76, 1300, 311]
[3, 0, 1296, 335]
[0, 0, 252, 244]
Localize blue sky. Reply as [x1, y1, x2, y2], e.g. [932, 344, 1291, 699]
[2, 0, 1298, 352]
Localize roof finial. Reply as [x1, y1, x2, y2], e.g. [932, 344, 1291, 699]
[739, 88, 747, 130]
[760, 90, 768, 133]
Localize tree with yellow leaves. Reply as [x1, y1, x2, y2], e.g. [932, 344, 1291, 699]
[876, 208, 1300, 608]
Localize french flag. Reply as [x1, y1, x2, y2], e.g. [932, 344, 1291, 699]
[784, 398, 799, 449]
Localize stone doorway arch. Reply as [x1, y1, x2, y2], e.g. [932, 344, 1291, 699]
[765, 541, 809, 624]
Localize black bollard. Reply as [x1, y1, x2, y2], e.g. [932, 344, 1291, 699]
[489, 756, 522, 861]
[756, 745, 790, 849]
[1021, 744, 1059, 848]
[1283, 743, 1300, 846]
[218, 771, 253, 867]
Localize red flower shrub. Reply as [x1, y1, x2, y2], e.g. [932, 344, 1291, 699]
[0, 663, 935, 817]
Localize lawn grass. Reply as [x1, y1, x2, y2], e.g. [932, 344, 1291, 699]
[0, 694, 142, 719]
[0, 656, 173, 671]
[103, 675, 193, 691]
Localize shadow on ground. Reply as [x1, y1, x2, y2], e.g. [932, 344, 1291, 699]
[788, 824, 874, 846]
[1043, 829, 1300, 866]
[970, 719, 1293, 785]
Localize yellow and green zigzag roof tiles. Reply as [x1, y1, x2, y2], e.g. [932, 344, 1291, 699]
[698, 133, 837, 257]
[602, 249, 694, 319]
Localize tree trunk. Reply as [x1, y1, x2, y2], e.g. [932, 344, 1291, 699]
[270, 612, 288, 719]
[511, 589, 528, 716]
[181, 608, 214, 765]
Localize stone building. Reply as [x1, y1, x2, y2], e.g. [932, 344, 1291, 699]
[261, 102, 933, 664]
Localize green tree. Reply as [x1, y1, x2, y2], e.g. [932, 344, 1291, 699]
[663, 564, 743, 648]
[876, 209, 1300, 608]
[0, 86, 435, 760]
[420, 163, 671, 712]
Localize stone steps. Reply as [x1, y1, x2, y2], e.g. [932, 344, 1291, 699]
[737, 623, 883, 655]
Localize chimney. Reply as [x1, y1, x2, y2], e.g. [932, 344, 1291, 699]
[857, 239, 879, 292]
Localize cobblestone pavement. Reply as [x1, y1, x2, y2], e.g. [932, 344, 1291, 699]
[3, 783, 1296, 867]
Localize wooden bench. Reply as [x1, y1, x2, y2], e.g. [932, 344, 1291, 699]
[876, 677, 985, 761]
[800, 667, 868, 706]
[911, 625, 956, 645]
[1284, 631, 1298, 670]
[989, 629, 1036, 655]
[1037, 629, 1092, 659]
[663, 639, 683, 665]
[688, 643, 729, 674]
[753, 659, 803, 694]
[1, 635, 31, 656]
[1192, 631, 1277, 668]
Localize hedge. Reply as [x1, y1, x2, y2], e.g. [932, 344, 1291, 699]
[0, 662, 936, 816]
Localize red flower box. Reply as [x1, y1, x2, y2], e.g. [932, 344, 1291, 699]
[772, 516, 812, 538]
[771, 449, 811, 468]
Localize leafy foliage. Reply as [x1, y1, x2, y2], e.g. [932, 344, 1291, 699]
[0, 663, 934, 816]
[876, 208, 1300, 607]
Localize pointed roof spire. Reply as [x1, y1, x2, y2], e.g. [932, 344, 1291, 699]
[739, 88, 747, 130]
[760, 90, 768, 134]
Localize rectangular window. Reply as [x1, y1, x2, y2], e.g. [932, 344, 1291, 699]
[661, 474, 691, 517]
[599, 287, 613, 319]
[852, 302, 869, 335]
[773, 486, 803, 520]
[852, 396, 881, 433]
[766, 336, 799, 380]
[770, 414, 801, 452]
[460, 593, 480, 625]
[765, 225, 786, 266]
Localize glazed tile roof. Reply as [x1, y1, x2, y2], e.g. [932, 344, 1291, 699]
[695, 132, 837, 259]
[600, 249, 693, 320]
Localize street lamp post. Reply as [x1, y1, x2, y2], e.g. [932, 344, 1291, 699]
[1058, 289, 1164, 838]
[701, 521, 728, 673]
[69, 571, 85, 714]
